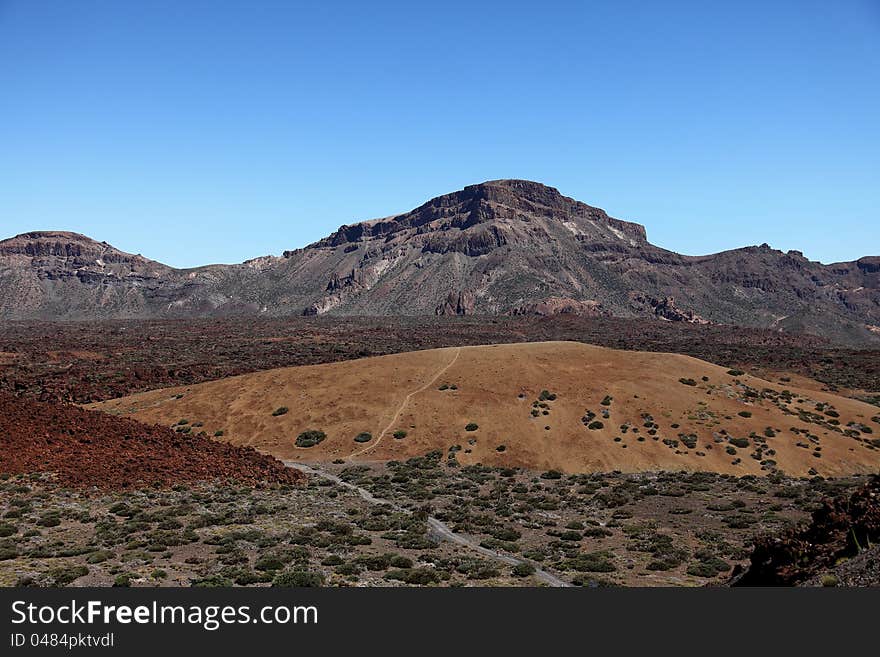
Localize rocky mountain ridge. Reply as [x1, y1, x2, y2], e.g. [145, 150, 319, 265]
[1, 180, 877, 345]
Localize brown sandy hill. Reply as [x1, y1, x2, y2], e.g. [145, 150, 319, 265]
[90, 342, 880, 477]
[0, 391, 301, 490]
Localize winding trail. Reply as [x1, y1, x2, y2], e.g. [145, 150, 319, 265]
[284, 460, 571, 588]
[348, 346, 462, 459]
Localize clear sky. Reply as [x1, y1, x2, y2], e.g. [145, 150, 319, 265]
[1, 0, 878, 268]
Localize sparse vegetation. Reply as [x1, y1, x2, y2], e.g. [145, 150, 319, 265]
[296, 430, 327, 448]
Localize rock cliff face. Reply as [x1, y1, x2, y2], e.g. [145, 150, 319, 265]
[1, 180, 877, 345]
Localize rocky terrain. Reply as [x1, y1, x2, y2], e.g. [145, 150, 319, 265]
[1, 180, 878, 345]
[1, 316, 877, 405]
[0, 391, 300, 490]
[732, 475, 879, 586]
[0, 315, 877, 587]
[0, 454, 868, 587]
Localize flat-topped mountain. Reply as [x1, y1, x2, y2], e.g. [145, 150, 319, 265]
[1, 180, 877, 345]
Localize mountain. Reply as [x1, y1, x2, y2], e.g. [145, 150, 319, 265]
[1, 180, 878, 345]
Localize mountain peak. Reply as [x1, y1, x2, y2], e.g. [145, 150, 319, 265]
[0, 229, 163, 271]
[311, 179, 648, 249]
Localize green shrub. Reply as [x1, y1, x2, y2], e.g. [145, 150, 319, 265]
[49, 565, 89, 586]
[678, 378, 697, 386]
[254, 555, 286, 571]
[738, 411, 752, 418]
[272, 407, 289, 417]
[385, 568, 441, 585]
[390, 555, 413, 568]
[465, 423, 479, 432]
[272, 570, 324, 587]
[113, 573, 133, 587]
[393, 430, 407, 439]
[820, 574, 838, 587]
[560, 551, 616, 573]
[36, 512, 61, 527]
[587, 421, 604, 430]
[353, 432, 372, 443]
[295, 430, 326, 448]
[192, 574, 232, 587]
[512, 562, 536, 577]
[86, 550, 114, 564]
[726, 369, 745, 376]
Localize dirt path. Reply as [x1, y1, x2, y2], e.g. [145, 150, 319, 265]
[347, 346, 462, 459]
[284, 460, 571, 588]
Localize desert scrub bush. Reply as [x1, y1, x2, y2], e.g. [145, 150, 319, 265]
[583, 527, 613, 538]
[214, 430, 225, 437]
[192, 574, 234, 587]
[0, 523, 16, 537]
[512, 562, 536, 577]
[465, 423, 479, 432]
[587, 421, 604, 430]
[37, 511, 61, 527]
[729, 437, 750, 448]
[271, 406, 289, 417]
[386, 568, 441, 585]
[393, 430, 407, 439]
[601, 395, 613, 406]
[86, 550, 114, 564]
[48, 565, 89, 586]
[820, 574, 838, 587]
[272, 570, 324, 587]
[679, 378, 697, 386]
[353, 432, 372, 443]
[295, 430, 326, 448]
[560, 551, 616, 573]
[539, 390, 557, 401]
[738, 411, 752, 418]
[390, 555, 413, 568]
[726, 369, 745, 376]
[254, 555, 287, 572]
[686, 556, 730, 578]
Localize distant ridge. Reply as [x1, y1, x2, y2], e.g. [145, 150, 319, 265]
[1, 180, 877, 345]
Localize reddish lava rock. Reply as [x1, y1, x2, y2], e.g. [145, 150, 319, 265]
[0, 391, 302, 490]
[732, 476, 880, 586]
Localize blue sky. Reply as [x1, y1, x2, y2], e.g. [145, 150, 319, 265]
[1, 0, 878, 267]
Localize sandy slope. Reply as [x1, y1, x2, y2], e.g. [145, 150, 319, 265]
[89, 342, 880, 476]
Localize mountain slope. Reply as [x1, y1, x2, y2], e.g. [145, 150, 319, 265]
[1, 180, 877, 344]
[89, 341, 880, 477]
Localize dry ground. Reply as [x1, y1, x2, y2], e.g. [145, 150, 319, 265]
[91, 342, 880, 477]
